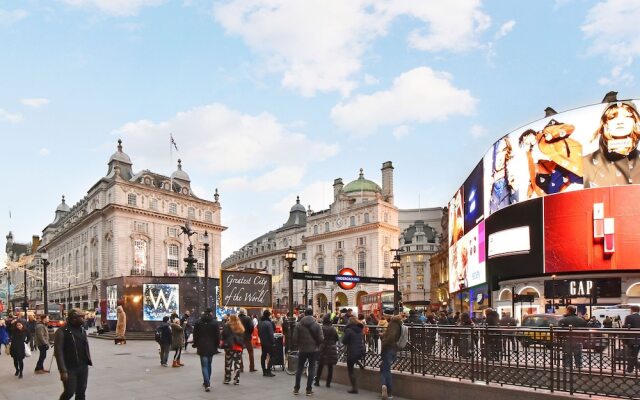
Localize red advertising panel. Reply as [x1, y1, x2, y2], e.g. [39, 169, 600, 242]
[544, 186, 640, 273]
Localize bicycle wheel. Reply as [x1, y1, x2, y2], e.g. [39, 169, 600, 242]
[285, 351, 298, 375]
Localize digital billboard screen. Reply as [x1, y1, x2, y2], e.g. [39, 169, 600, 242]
[143, 283, 180, 321]
[448, 187, 464, 247]
[106, 285, 118, 321]
[449, 220, 486, 293]
[463, 161, 484, 233]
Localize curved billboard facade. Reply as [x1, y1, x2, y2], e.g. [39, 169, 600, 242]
[449, 99, 640, 293]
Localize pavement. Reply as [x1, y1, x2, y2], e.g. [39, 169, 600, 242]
[0, 338, 407, 400]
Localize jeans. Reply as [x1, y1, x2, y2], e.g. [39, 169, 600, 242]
[159, 344, 171, 365]
[626, 343, 640, 372]
[184, 330, 191, 350]
[562, 342, 583, 368]
[316, 362, 333, 385]
[59, 365, 89, 400]
[294, 351, 317, 391]
[380, 348, 397, 395]
[173, 346, 182, 361]
[200, 355, 213, 386]
[36, 345, 48, 370]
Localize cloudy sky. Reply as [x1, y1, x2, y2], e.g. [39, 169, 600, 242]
[1, 0, 640, 263]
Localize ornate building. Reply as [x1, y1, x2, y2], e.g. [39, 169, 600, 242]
[429, 208, 450, 310]
[39, 140, 225, 311]
[2, 233, 43, 312]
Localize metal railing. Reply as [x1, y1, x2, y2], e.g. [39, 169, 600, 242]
[334, 324, 640, 399]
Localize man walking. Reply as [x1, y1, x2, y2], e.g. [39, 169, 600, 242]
[54, 309, 92, 400]
[193, 308, 220, 392]
[238, 308, 256, 372]
[157, 316, 172, 367]
[380, 310, 402, 400]
[623, 305, 640, 373]
[257, 309, 276, 377]
[558, 305, 587, 369]
[293, 308, 323, 396]
[34, 315, 50, 374]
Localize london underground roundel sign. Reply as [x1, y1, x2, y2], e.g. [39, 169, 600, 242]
[336, 268, 360, 290]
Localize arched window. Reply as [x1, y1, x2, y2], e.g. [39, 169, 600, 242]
[197, 249, 205, 276]
[167, 244, 179, 276]
[325, 222, 330, 232]
[133, 240, 147, 275]
[314, 225, 318, 234]
[357, 251, 366, 276]
[188, 207, 196, 219]
[83, 246, 89, 278]
[75, 250, 80, 276]
[317, 257, 324, 275]
[364, 213, 370, 223]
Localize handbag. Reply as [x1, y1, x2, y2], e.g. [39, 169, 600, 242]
[24, 343, 32, 357]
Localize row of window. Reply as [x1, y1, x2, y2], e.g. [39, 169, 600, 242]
[311, 213, 372, 235]
[127, 194, 213, 222]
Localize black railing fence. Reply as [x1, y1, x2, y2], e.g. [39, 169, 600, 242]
[333, 324, 640, 399]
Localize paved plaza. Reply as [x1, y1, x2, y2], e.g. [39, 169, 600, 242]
[0, 337, 407, 400]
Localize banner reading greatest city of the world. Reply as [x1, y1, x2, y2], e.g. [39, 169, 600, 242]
[220, 270, 272, 308]
[448, 99, 640, 292]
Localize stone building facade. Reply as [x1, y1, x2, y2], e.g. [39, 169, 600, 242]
[39, 140, 225, 311]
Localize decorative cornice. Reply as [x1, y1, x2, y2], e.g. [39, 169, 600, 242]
[303, 222, 399, 243]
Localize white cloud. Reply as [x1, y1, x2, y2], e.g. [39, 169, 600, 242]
[331, 67, 477, 135]
[494, 20, 515, 40]
[22, 98, 50, 108]
[39, 148, 50, 156]
[221, 165, 307, 192]
[61, 0, 165, 17]
[0, 8, 28, 25]
[470, 124, 487, 138]
[364, 74, 379, 86]
[0, 109, 23, 124]
[582, 0, 640, 84]
[272, 180, 334, 216]
[214, 0, 490, 96]
[112, 102, 339, 178]
[392, 125, 410, 140]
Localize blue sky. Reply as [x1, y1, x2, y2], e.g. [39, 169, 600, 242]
[1, 0, 639, 262]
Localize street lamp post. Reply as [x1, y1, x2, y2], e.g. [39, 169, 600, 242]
[180, 220, 198, 277]
[302, 263, 309, 309]
[68, 282, 72, 313]
[284, 246, 297, 351]
[390, 255, 401, 315]
[41, 251, 50, 315]
[203, 231, 210, 311]
[551, 275, 556, 313]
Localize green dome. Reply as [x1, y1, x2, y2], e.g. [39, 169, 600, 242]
[343, 169, 381, 194]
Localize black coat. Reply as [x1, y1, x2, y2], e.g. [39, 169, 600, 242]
[9, 329, 29, 359]
[342, 321, 365, 360]
[221, 324, 244, 350]
[319, 324, 338, 365]
[559, 314, 587, 328]
[623, 313, 640, 329]
[193, 316, 220, 357]
[293, 316, 323, 353]
[257, 318, 275, 347]
[239, 314, 254, 341]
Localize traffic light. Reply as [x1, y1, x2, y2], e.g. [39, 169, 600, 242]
[513, 293, 519, 302]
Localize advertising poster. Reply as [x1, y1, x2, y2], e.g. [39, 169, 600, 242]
[544, 185, 640, 273]
[143, 283, 179, 321]
[449, 221, 486, 293]
[220, 270, 272, 308]
[463, 161, 484, 233]
[106, 285, 118, 321]
[448, 187, 464, 247]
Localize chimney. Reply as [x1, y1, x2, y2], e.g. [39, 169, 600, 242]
[333, 178, 343, 201]
[381, 161, 394, 203]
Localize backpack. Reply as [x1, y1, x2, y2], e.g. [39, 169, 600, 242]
[154, 326, 163, 343]
[396, 323, 409, 350]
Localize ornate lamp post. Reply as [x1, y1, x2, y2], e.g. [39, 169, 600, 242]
[41, 251, 50, 315]
[284, 246, 297, 351]
[302, 263, 309, 309]
[390, 256, 401, 315]
[551, 274, 556, 313]
[181, 220, 198, 277]
[203, 231, 210, 310]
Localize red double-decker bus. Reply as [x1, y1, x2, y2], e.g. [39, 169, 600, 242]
[359, 290, 394, 318]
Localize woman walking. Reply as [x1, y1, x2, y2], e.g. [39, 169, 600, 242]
[115, 305, 127, 345]
[315, 314, 338, 388]
[342, 316, 365, 394]
[9, 321, 30, 378]
[171, 317, 185, 367]
[222, 314, 245, 385]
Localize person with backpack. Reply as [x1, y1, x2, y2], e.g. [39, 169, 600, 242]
[293, 308, 324, 396]
[342, 316, 366, 394]
[155, 316, 172, 367]
[380, 310, 403, 400]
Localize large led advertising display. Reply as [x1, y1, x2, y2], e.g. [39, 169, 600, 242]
[449, 221, 486, 293]
[143, 283, 180, 321]
[449, 99, 640, 291]
[106, 285, 118, 321]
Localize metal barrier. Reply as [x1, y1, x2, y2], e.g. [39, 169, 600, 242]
[334, 324, 640, 399]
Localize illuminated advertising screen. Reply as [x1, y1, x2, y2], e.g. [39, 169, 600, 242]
[143, 283, 179, 321]
[449, 221, 486, 293]
[106, 285, 118, 321]
[464, 161, 484, 233]
[544, 185, 640, 273]
[448, 187, 464, 247]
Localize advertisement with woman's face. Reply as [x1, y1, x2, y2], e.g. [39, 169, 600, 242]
[449, 221, 486, 293]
